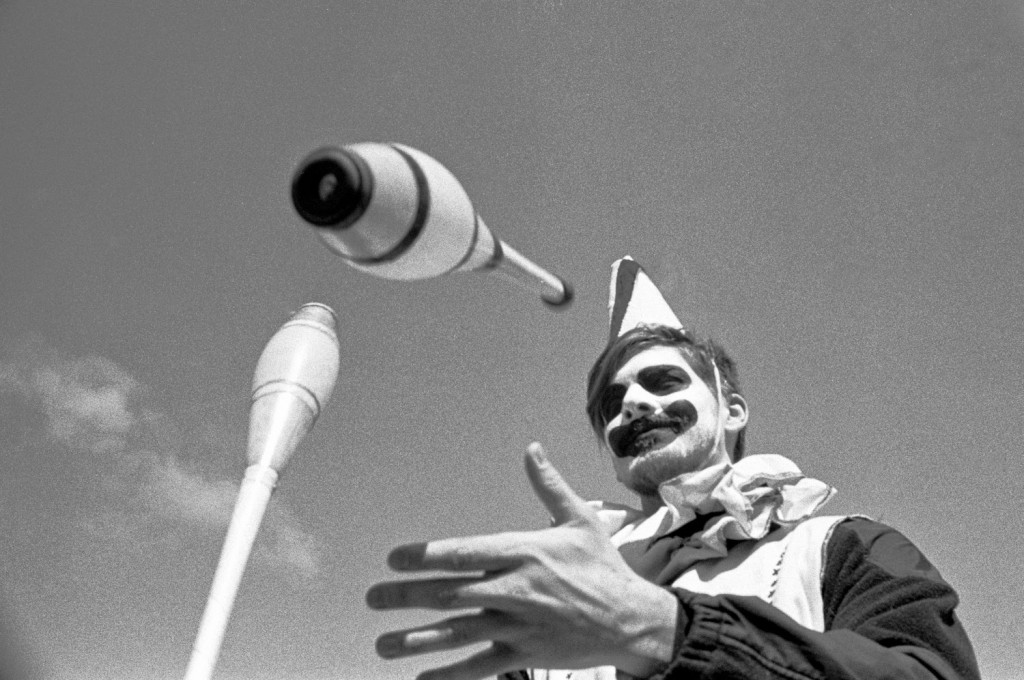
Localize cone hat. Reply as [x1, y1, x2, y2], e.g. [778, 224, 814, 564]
[607, 256, 683, 344]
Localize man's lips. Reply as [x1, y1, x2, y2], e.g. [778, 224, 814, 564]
[627, 426, 678, 456]
[608, 401, 698, 459]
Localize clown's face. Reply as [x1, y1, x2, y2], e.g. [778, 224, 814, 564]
[599, 345, 730, 496]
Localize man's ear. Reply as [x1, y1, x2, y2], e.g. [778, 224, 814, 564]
[724, 393, 749, 435]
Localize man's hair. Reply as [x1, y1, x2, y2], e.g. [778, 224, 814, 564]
[585, 324, 746, 459]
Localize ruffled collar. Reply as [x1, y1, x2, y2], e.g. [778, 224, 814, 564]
[595, 454, 836, 585]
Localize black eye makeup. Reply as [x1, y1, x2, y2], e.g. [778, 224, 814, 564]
[599, 365, 691, 424]
[599, 384, 626, 424]
[636, 365, 690, 394]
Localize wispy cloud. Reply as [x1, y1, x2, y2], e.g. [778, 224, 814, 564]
[0, 334, 321, 581]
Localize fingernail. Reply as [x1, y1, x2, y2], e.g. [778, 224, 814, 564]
[365, 585, 390, 609]
[388, 542, 426, 570]
[387, 548, 410, 570]
[375, 634, 401, 658]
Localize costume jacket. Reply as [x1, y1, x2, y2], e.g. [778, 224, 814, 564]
[502, 455, 980, 680]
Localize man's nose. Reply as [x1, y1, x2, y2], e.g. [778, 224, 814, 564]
[621, 383, 656, 421]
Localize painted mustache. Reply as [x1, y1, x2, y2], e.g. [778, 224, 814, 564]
[608, 401, 698, 458]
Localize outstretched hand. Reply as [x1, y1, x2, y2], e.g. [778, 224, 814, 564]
[366, 443, 677, 680]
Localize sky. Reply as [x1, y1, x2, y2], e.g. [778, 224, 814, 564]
[1, 2, 1022, 679]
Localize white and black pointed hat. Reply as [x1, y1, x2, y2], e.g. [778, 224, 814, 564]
[606, 256, 683, 344]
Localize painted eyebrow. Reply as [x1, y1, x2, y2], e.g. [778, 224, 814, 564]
[636, 365, 690, 383]
[609, 365, 690, 387]
[610, 364, 684, 385]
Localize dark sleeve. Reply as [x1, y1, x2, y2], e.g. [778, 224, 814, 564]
[651, 518, 980, 680]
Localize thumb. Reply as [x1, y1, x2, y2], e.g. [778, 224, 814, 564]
[524, 442, 595, 526]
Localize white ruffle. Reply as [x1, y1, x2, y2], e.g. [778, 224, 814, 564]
[595, 454, 836, 561]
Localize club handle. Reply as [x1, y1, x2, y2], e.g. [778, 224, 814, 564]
[490, 241, 574, 308]
[183, 465, 277, 680]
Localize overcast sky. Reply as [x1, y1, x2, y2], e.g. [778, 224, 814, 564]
[1, 2, 1022, 679]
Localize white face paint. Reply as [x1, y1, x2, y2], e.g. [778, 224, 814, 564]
[599, 345, 729, 497]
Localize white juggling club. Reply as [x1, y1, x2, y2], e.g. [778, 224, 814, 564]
[290, 143, 574, 308]
[183, 303, 340, 680]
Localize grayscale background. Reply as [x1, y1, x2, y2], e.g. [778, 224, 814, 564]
[1, 2, 1021, 679]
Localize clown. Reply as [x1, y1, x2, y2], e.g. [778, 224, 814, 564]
[367, 257, 980, 680]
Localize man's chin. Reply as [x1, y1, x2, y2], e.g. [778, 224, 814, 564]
[620, 447, 698, 496]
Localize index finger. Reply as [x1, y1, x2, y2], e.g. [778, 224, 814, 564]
[388, 532, 530, 572]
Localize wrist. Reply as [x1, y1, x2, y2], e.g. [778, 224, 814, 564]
[615, 584, 678, 678]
